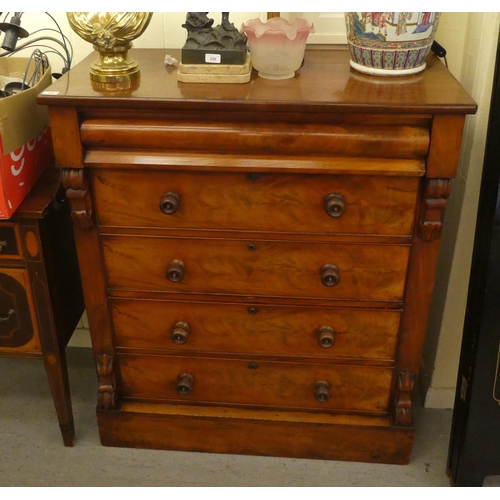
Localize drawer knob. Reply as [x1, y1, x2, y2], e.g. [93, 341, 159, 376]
[171, 321, 190, 344]
[318, 326, 335, 348]
[160, 192, 181, 214]
[0, 240, 7, 253]
[176, 373, 194, 395]
[320, 263, 340, 287]
[324, 193, 346, 218]
[167, 260, 185, 282]
[314, 381, 331, 403]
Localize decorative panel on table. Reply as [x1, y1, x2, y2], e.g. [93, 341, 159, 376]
[0, 169, 85, 446]
[39, 48, 476, 464]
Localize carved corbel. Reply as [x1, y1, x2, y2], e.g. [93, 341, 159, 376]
[96, 353, 117, 410]
[394, 371, 416, 427]
[61, 169, 93, 230]
[418, 178, 452, 242]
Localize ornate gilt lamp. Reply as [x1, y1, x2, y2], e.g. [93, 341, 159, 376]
[67, 12, 153, 83]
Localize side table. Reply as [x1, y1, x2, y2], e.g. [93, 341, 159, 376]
[0, 168, 85, 446]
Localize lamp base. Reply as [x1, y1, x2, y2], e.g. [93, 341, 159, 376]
[89, 43, 141, 83]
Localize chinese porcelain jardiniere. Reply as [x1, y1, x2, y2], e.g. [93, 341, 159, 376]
[345, 12, 441, 76]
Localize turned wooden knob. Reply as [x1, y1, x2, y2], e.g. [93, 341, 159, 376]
[167, 260, 185, 282]
[324, 193, 346, 218]
[318, 326, 335, 348]
[171, 321, 190, 345]
[320, 263, 340, 287]
[314, 381, 331, 403]
[176, 373, 194, 395]
[160, 192, 181, 214]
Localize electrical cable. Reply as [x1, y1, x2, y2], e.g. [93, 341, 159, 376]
[44, 12, 72, 69]
[4, 44, 68, 73]
[0, 36, 70, 67]
[0, 12, 73, 75]
[21, 49, 48, 89]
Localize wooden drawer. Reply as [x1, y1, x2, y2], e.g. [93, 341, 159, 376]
[0, 268, 39, 352]
[0, 224, 22, 259]
[112, 298, 401, 362]
[102, 235, 410, 301]
[93, 169, 419, 236]
[118, 353, 393, 413]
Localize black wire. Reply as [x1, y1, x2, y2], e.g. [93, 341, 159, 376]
[0, 13, 72, 73]
[0, 36, 70, 67]
[21, 49, 48, 90]
[4, 43, 68, 67]
[44, 12, 72, 68]
[28, 27, 73, 66]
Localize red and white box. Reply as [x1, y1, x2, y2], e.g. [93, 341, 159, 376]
[0, 57, 54, 218]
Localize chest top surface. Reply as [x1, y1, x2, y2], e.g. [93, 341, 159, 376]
[38, 48, 477, 116]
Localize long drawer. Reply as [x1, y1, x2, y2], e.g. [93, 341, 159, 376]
[111, 298, 401, 361]
[93, 169, 419, 236]
[118, 353, 393, 413]
[102, 235, 410, 301]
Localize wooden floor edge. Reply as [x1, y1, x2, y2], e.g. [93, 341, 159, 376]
[97, 406, 414, 464]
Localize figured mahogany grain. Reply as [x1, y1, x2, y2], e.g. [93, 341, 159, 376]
[93, 169, 419, 237]
[81, 119, 429, 159]
[111, 298, 401, 362]
[118, 353, 393, 413]
[101, 235, 410, 301]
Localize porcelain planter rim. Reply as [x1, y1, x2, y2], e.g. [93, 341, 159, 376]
[350, 59, 427, 76]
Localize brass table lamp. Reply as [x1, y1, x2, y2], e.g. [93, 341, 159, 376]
[67, 12, 153, 83]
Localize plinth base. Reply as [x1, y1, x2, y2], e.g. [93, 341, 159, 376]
[178, 54, 252, 84]
[97, 402, 414, 464]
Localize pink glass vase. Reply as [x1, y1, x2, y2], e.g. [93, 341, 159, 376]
[241, 17, 314, 80]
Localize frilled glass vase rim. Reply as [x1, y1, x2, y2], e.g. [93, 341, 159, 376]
[241, 17, 314, 40]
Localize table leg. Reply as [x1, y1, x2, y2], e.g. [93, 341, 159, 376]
[43, 350, 75, 446]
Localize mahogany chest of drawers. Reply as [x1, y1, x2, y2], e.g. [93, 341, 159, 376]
[39, 48, 476, 464]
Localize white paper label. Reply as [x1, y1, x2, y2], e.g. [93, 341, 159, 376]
[205, 54, 221, 64]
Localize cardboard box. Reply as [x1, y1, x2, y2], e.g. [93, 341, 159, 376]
[0, 58, 54, 218]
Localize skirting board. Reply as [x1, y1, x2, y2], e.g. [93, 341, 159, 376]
[423, 387, 457, 410]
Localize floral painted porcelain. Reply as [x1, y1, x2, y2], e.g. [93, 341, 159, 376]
[241, 17, 314, 80]
[345, 12, 441, 76]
